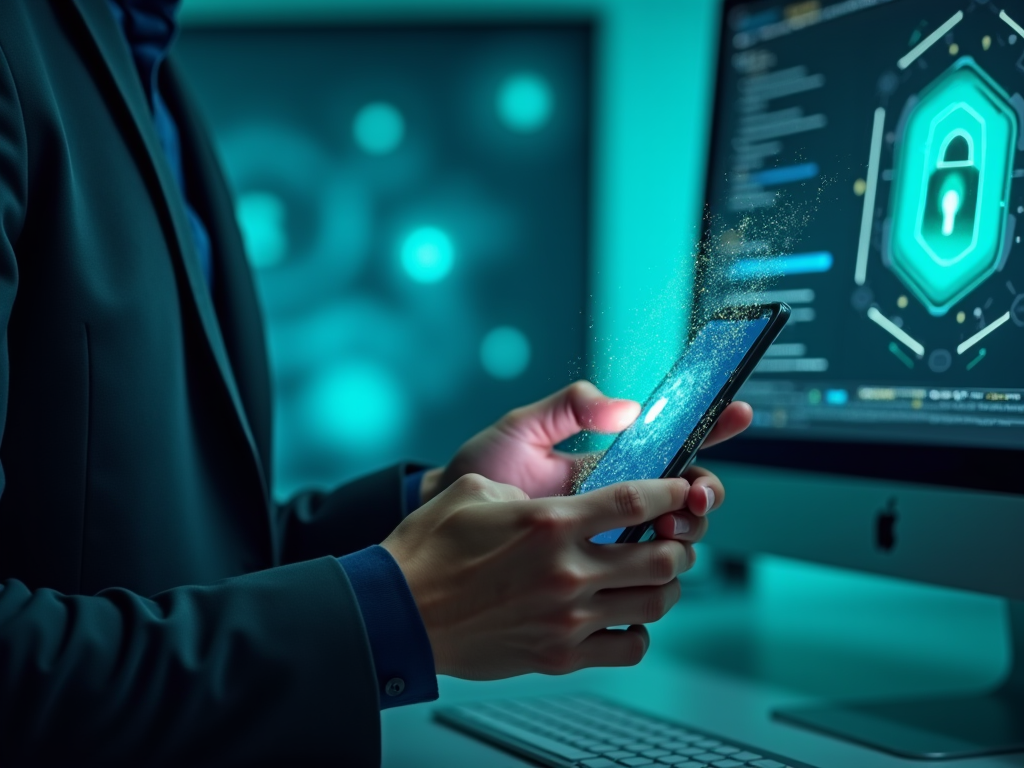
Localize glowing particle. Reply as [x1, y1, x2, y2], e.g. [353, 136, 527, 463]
[643, 397, 669, 425]
[808, 389, 822, 405]
[480, 326, 531, 379]
[956, 310, 966, 323]
[353, 102, 405, 156]
[497, 72, 553, 133]
[302, 361, 408, 451]
[949, 43, 959, 55]
[982, 35, 992, 50]
[853, 178, 867, 196]
[401, 227, 454, 283]
[236, 191, 288, 269]
[897, 295, 909, 309]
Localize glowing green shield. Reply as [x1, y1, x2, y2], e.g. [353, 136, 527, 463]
[889, 58, 1018, 316]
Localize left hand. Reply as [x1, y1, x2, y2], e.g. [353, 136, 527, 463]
[421, 381, 753, 530]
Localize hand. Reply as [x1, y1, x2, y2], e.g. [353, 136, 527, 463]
[421, 381, 753, 506]
[382, 474, 707, 681]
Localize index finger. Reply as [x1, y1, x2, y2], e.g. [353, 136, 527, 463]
[569, 478, 690, 536]
[700, 401, 753, 450]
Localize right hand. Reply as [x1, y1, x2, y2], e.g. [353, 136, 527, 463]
[381, 473, 698, 681]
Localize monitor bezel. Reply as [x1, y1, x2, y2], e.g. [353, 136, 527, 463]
[692, 0, 1023, 498]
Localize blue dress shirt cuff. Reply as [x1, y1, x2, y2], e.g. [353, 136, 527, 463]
[339, 545, 438, 710]
[403, 469, 428, 517]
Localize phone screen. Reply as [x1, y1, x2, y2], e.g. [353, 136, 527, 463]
[581, 313, 772, 544]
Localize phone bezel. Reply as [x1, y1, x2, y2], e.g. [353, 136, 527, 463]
[580, 302, 791, 544]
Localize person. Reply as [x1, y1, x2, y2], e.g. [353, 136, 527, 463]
[0, 1, 753, 765]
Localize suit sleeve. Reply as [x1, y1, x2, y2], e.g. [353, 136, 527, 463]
[274, 464, 417, 563]
[0, 41, 380, 768]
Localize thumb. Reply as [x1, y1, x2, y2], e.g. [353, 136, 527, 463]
[501, 381, 641, 447]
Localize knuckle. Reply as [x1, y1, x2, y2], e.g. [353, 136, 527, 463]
[527, 504, 573, 537]
[683, 543, 697, 571]
[625, 633, 647, 666]
[452, 473, 490, 495]
[614, 484, 646, 524]
[643, 590, 668, 623]
[648, 544, 679, 583]
[549, 564, 587, 597]
[537, 646, 576, 676]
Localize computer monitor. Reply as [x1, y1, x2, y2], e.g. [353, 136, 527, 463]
[693, 0, 1024, 758]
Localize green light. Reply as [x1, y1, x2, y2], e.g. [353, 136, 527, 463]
[353, 102, 405, 156]
[302, 361, 408, 451]
[480, 326, 531, 379]
[497, 72, 553, 133]
[401, 227, 454, 283]
[888, 58, 1018, 315]
[235, 191, 288, 269]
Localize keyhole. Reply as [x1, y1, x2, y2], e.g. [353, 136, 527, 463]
[941, 189, 961, 236]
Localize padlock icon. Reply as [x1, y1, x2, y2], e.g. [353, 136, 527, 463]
[888, 57, 1018, 316]
[919, 129, 980, 263]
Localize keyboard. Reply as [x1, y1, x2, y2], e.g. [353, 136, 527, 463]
[435, 695, 817, 768]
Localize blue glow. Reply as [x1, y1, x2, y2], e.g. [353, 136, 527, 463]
[236, 191, 288, 269]
[480, 326, 531, 379]
[583, 315, 771, 544]
[353, 102, 405, 156]
[730, 251, 834, 280]
[752, 162, 820, 187]
[825, 389, 849, 406]
[302, 361, 408, 451]
[401, 227, 454, 283]
[497, 72, 553, 133]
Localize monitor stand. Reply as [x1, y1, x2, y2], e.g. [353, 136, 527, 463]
[775, 600, 1024, 760]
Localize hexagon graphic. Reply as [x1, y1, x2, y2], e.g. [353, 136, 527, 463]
[888, 57, 1018, 316]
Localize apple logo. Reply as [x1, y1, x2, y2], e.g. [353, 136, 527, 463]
[876, 497, 898, 552]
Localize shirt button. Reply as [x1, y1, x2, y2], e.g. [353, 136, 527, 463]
[385, 677, 406, 697]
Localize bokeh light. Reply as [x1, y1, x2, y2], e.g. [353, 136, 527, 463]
[353, 102, 405, 155]
[497, 72, 553, 133]
[401, 226, 455, 283]
[480, 325, 531, 379]
[236, 191, 288, 269]
[301, 361, 409, 452]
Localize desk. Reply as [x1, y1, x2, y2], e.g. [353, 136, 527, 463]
[382, 555, 1024, 767]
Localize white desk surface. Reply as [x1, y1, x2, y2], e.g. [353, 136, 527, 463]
[382, 555, 1022, 768]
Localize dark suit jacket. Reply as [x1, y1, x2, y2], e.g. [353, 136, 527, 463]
[0, 2, 408, 765]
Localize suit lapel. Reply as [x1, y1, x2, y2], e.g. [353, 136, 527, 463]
[64, 0, 269, 502]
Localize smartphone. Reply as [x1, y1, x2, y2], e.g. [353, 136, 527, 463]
[577, 302, 790, 544]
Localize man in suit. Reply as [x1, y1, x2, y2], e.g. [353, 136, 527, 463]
[0, 1, 752, 765]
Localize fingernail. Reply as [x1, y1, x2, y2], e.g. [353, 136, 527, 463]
[704, 487, 716, 511]
[674, 515, 690, 535]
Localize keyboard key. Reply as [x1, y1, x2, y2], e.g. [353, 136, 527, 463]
[655, 757, 691, 765]
[607, 751, 637, 760]
[675, 762, 710, 768]
[695, 740, 722, 749]
[641, 749, 671, 758]
[674, 747, 705, 756]
[751, 762, 786, 768]
[711, 761, 745, 768]
[623, 743, 652, 752]
[714, 747, 739, 755]
[692, 754, 723, 763]
[732, 753, 762, 762]
[618, 759, 655, 767]
[581, 760, 618, 768]
[452, 710, 596, 762]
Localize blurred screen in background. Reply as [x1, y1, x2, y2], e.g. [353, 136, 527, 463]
[177, 23, 592, 498]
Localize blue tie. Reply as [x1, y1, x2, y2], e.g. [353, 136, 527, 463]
[107, 0, 214, 288]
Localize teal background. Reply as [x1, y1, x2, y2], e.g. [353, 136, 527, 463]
[178, 0, 1009, 700]
[180, 0, 721, 405]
